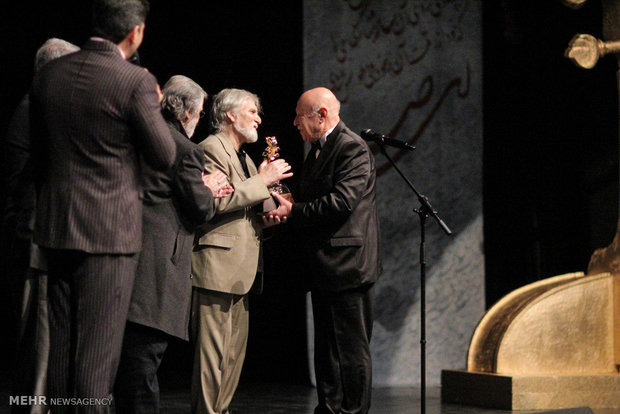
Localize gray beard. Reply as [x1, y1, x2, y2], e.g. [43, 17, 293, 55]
[234, 123, 258, 143]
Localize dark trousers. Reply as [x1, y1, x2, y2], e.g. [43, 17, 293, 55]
[114, 322, 170, 414]
[311, 284, 374, 414]
[46, 250, 137, 414]
[3, 214, 49, 414]
[11, 269, 49, 414]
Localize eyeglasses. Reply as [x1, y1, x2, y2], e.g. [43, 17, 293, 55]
[295, 110, 318, 120]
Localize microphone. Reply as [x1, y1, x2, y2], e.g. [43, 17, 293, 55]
[360, 129, 415, 151]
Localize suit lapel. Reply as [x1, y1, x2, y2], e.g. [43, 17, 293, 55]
[303, 121, 344, 178]
[82, 39, 125, 59]
[216, 133, 249, 181]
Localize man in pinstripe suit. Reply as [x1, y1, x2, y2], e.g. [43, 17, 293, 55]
[29, 0, 175, 411]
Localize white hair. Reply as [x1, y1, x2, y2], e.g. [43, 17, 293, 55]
[161, 75, 207, 122]
[211, 88, 261, 132]
[34, 38, 79, 73]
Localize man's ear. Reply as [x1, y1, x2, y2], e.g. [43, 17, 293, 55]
[225, 111, 236, 123]
[128, 23, 145, 46]
[318, 107, 328, 121]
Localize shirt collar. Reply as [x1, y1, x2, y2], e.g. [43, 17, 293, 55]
[90, 37, 126, 59]
[318, 124, 337, 148]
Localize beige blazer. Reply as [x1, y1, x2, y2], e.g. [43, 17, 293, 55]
[191, 133, 270, 295]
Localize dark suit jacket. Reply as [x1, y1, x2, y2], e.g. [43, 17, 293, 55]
[127, 117, 216, 340]
[291, 121, 382, 292]
[29, 39, 175, 254]
[3, 94, 35, 244]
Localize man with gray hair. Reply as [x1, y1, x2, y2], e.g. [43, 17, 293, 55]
[1, 37, 78, 414]
[114, 75, 232, 413]
[191, 88, 292, 414]
[33, 38, 80, 72]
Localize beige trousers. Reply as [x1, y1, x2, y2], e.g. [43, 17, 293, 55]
[191, 288, 249, 414]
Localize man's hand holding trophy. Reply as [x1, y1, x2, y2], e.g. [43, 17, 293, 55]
[257, 136, 294, 226]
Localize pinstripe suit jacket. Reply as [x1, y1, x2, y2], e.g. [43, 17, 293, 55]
[30, 39, 175, 254]
[192, 133, 270, 295]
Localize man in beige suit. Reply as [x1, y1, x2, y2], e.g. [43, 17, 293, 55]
[191, 88, 292, 414]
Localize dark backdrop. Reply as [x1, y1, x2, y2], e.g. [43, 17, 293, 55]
[483, 1, 619, 307]
[0, 0, 618, 387]
[0, 1, 308, 387]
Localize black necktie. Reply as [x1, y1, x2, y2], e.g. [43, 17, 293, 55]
[301, 142, 321, 187]
[236, 149, 250, 178]
[312, 141, 321, 159]
[307, 142, 322, 163]
[302, 142, 319, 170]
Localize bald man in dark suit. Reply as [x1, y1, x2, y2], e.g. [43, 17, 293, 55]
[269, 87, 381, 414]
[29, 0, 175, 409]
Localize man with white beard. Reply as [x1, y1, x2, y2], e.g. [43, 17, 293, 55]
[190, 88, 292, 414]
[114, 75, 232, 414]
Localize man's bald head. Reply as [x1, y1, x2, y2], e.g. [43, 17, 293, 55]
[294, 87, 341, 143]
[298, 87, 340, 118]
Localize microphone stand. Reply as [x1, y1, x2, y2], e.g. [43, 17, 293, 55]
[376, 142, 452, 414]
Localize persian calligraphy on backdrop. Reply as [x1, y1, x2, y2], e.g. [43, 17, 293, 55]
[327, 0, 472, 175]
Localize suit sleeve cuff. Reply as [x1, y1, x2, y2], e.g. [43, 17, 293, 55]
[291, 202, 304, 221]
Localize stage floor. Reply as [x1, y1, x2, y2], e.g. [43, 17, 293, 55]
[1, 378, 614, 413]
[203, 383, 610, 414]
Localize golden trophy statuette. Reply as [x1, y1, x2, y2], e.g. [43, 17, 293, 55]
[261, 136, 292, 213]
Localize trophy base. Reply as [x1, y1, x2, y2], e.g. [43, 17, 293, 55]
[260, 182, 292, 214]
